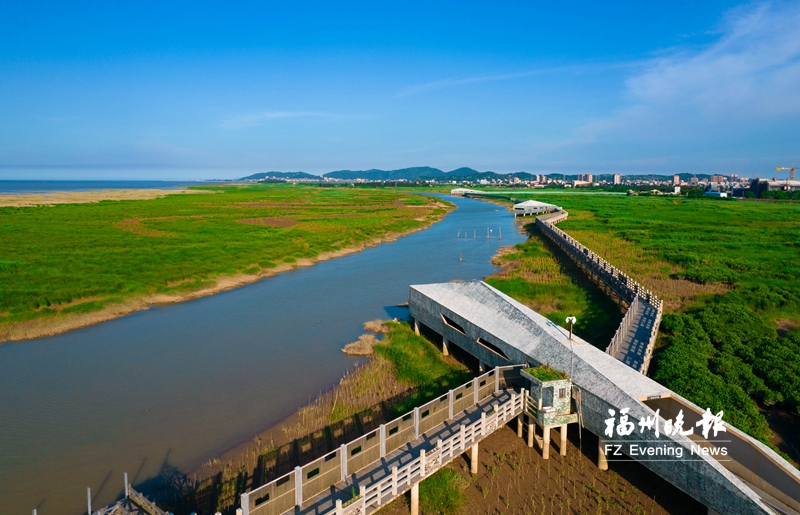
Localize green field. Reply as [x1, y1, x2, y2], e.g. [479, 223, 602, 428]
[0, 184, 450, 335]
[491, 193, 800, 453]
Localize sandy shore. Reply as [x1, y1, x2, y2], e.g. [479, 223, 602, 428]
[0, 188, 208, 207]
[0, 207, 452, 344]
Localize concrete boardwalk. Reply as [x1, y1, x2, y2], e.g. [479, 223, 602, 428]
[613, 301, 658, 371]
[293, 389, 520, 515]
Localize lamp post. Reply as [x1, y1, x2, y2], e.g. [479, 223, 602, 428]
[565, 316, 577, 341]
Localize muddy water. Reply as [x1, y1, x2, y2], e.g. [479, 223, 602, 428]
[0, 195, 526, 515]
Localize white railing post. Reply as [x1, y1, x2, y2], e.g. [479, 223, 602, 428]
[392, 466, 398, 496]
[336, 499, 343, 515]
[495, 367, 500, 393]
[341, 443, 348, 481]
[448, 389, 454, 419]
[460, 424, 466, 451]
[240, 493, 250, 515]
[420, 448, 426, 478]
[295, 466, 302, 507]
[380, 424, 386, 458]
[473, 377, 479, 404]
[481, 411, 486, 437]
[414, 407, 420, 439]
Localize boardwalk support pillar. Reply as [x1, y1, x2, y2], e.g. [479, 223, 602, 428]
[410, 482, 420, 515]
[470, 443, 479, 474]
[442, 337, 449, 356]
[560, 424, 568, 456]
[527, 416, 534, 448]
[542, 426, 551, 460]
[598, 443, 608, 471]
[516, 415, 523, 438]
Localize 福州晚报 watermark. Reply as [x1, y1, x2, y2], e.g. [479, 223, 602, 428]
[599, 407, 730, 461]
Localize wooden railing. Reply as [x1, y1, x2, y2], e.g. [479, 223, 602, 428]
[536, 210, 663, 374]
[241, 366, 526, 515]
[606, 296, 640, 358]
[326, 390, 525, 515]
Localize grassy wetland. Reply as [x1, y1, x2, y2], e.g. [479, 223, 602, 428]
[489, 193, 800, 461]
[0, 184, 451, 342]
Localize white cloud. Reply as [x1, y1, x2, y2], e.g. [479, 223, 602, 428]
[395, 62, 641, 98]
[581, 2, 800, 144]
[626, 2, 800, 117]
[220, 111, 341, 129]
[528, 1, 800, 173]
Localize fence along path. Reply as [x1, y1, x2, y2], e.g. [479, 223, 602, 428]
[241, 366, 526, 515]
[535, 210, 663, 374]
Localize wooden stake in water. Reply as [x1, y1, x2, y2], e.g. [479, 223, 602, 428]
[87, 487, 91, 515]
[457, 230, 460, 238]
[499, 227, 502, 240]
[460, 253, 463, 262]
[486, 227, 490, 239]
[473, 230, 476, 239]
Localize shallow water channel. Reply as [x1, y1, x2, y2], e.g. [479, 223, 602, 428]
[0, 195, 527, 515]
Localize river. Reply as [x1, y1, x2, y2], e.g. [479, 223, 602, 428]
[0, 194, 526, 515]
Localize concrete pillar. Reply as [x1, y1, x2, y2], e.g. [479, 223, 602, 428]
[560, 424, 568, 456]
[527, 417, 534, 448]
[516, 415, 523, 438]
[470, 443, 479, 474]
[542, 427, 551, 460]
[597, 443, 608, 471]
[414, 320, 420, 335]
[442, 337, 449, 356]
[410, 482, 419, 515]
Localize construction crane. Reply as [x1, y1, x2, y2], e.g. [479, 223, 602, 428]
[776, 165, 796, 181]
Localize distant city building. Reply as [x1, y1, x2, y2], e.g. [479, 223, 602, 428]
[577, 173, 594, 183]
[750, 179, 800, 194]
[673, 175, 680, 185]
[613, 173, 621, 185]
[690, 176, 699, 185]
[730, 173, 739, 182]
[710, 175, 725, 184]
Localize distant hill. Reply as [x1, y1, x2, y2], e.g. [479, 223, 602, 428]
[240, 171, 320, 180]
[323, 167, 445, 181]
[241, 168, 717, 183]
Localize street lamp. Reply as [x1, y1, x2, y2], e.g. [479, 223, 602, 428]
[565, 316, 577, 340]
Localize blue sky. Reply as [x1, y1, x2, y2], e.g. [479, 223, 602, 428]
[1, 1, 799, 180]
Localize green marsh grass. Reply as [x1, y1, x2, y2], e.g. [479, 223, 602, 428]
[0, 184, 450, 332]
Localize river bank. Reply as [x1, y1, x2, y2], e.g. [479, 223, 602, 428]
[0, 203, 452, 344]
[156, 321, 470, 513]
